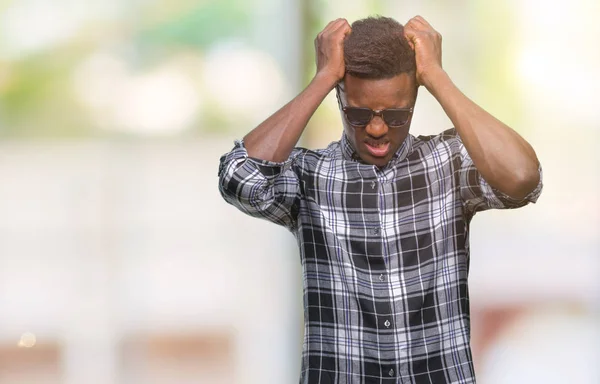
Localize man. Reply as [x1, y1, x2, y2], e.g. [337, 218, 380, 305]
[218, 15, 542, 384]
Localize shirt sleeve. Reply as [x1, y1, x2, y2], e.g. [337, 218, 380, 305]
[218, 140, 302, 230]
[458, 138, 543, 214]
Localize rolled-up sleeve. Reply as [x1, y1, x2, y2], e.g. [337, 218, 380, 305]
[218, 140, 302, 230]
[458, 139, 543, 214]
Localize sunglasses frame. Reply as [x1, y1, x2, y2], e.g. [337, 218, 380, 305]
[335, 85, 413, 128]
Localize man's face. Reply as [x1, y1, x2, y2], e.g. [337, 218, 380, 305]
[338, 73, 417, 167]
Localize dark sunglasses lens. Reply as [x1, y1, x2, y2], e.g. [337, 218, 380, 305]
[384, 110, 411, 127]
[345, 108, 372, 126]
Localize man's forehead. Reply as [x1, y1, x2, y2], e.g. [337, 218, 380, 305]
[342, 73, 415, 90]
[339, 74, 417, 105]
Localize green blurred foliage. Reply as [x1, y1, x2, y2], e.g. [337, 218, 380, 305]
[0, 48, 91, 138]
[0, 0, 252, 139]
[137, 0, 250, 50]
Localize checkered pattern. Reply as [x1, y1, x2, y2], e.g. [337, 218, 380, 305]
[218, 128, 542, 384]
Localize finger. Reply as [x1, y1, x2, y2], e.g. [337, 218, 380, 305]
[330, 18, 350, 35]
[404, 24, 416, 36]
[324, 19, 340, 32]
[329, 18, 348, 30]
[406, 17, 428, 32]
[338, 18, 351, 29]
[320, 19, 342, 36]
[403, 26, 418, 50]
[320, 18, 347, 40]
[414, 15, 433, 29]
[343, 25, 352, 37]
[332, 20, 352, 37]
[412, 16, 438, 35]
[322, 21, 350, 44]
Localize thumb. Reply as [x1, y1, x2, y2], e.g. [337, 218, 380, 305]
[403, 27, 416, 50]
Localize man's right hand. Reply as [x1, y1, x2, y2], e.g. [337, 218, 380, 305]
[314, 18, 352, 86]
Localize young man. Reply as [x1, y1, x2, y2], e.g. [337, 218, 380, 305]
[218, 16, 542, 384]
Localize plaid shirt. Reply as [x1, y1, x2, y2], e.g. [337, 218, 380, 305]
[218, 128, 542, 384]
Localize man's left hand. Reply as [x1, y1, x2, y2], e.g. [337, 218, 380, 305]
[404, 16, 444, 89]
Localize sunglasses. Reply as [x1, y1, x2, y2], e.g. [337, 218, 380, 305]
[336, 85, 413, 128]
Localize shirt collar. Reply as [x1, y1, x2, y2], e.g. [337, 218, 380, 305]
[341, 133, 414, 167]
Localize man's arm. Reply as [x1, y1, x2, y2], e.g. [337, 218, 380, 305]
[244, 18, 352, 162]
[404, 16, 540, 200]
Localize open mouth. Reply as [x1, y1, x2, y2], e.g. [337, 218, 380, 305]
[364, 142, 390, 158]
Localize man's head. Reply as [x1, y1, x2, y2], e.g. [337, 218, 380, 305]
[338, 16, 417, 167]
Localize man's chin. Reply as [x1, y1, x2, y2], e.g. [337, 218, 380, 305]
[360, 152, 391, 168]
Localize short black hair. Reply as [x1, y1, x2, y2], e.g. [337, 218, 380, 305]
[344, 16, 416, 79]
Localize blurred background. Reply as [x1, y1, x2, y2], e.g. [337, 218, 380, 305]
[0, 0, 598, 383]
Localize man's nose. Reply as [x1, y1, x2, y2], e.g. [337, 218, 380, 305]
[365, 116, 388, 138]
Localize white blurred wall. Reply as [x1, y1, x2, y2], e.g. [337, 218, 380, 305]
[0, 138, 301, 384]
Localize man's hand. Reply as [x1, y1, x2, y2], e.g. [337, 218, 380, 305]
[404, 16, 444, 89]
[314, 18, 352, 87]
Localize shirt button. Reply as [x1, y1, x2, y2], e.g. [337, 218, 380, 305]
[373, 227, 380, 235]
[370, 181, 376, 189]
[389, 369, 395, 377]
[384, 320, 391, 328]
[379, 274, 385, 282]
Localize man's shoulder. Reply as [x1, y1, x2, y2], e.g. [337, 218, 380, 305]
[415, 127, 460, 144]
[291, 139, 343, 160]
[411, 128, 463, 156]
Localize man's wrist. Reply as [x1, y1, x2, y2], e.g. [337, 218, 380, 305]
[421, 67, 451, 95]
[313, 70, 342, 91]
